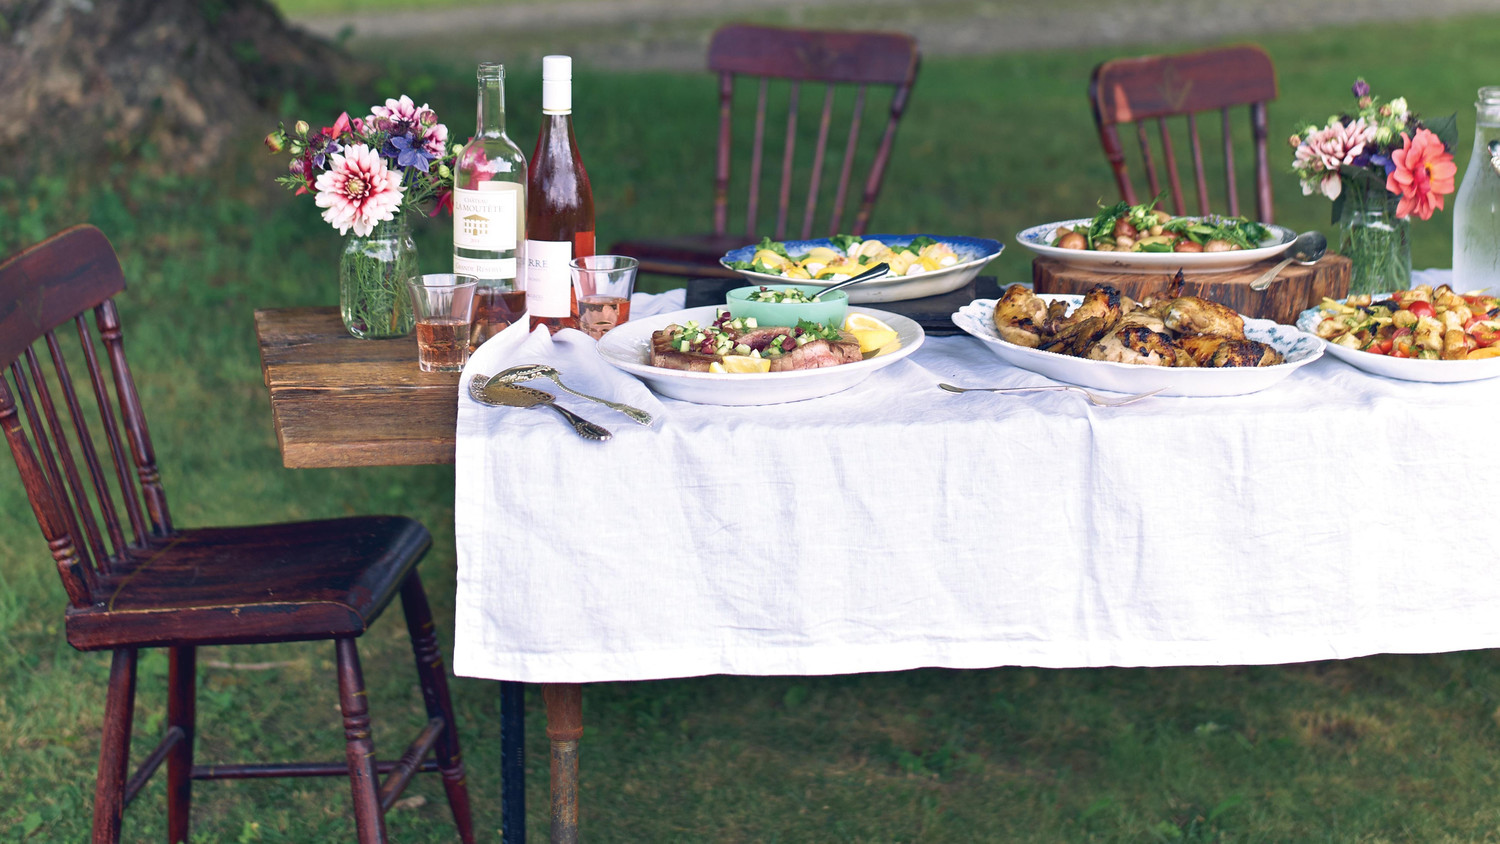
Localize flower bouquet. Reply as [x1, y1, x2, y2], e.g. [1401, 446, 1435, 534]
[266, 96, 458, 338]
[1289, 80, 1457, 294]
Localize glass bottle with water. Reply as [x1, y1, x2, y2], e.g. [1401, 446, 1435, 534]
[1453, 87, 1500, 292]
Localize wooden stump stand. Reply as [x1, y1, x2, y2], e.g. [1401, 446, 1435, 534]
[1032, 254, 1351, 326]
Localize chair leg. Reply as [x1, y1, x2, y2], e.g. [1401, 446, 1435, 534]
[93, 648, 138, 844]
[400, 571, 476, 844]
[167, 646, 196, 843]
[336, 637, 388, 844]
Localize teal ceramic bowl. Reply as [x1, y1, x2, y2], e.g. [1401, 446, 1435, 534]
[725, 284, 849, 329]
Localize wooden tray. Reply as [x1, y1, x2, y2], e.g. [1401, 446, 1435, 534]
[1032, 254, 1351, 326]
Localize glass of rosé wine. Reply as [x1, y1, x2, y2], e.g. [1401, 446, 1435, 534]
[408, 274, 479, 372]
[570, 255, 638, 340]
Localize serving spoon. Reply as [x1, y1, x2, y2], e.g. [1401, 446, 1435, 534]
[467, 375, 612, 441]
[487, 363, 654, 426]
[811, 262, 890, 300]
[1248, 231, 1329, 291]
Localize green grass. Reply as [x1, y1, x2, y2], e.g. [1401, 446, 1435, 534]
[7, 13, 1500, 842]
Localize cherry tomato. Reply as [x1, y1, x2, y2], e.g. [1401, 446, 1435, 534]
[1407, 300, 1436, 320]
[1369, 339, 1393, 354]
[1473, 325, 1500, 348]
[1390, 327, 1415, 357]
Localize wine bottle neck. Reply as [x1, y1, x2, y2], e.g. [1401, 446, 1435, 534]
[477, 76, 508, 138]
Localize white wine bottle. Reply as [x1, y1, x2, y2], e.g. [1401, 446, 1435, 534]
[454, 62, 528, 349]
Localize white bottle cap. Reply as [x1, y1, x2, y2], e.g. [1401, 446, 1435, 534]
[542, 55, 572, 114]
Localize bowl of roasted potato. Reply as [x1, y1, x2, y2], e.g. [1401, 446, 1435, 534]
[1016, 201, 1296, 274]
[720, 233, 1002, 303]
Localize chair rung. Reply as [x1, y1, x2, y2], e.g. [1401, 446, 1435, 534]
[123, 727, 184, 807]
[192, 759, 440, 780]
[380, 717, 445, 812]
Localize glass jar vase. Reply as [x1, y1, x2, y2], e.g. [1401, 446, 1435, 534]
[340, 215, 418, 339]
[1340, 185, 1411, 296]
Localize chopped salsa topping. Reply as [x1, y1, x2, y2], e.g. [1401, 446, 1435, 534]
[747, 286, 817, 303]
[665, 310, 845, 358]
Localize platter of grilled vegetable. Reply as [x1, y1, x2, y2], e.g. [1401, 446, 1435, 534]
[1296, 284, 1500, 382]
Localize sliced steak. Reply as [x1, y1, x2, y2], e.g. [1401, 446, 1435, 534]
[651, 327, 719, 371]
[649, 323, 862, 372]
[769, 332, 862, 371]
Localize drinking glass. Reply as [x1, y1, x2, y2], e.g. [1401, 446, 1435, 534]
[408, 274, 478, 372]
[570, 255, 638, 339]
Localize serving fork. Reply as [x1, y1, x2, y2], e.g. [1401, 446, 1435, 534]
[938, 382, 1164, 407]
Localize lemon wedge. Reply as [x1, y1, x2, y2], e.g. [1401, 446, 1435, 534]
[843, 312, 899, 354]
[711, 356, 771, 374]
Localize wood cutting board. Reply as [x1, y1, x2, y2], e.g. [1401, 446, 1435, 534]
[1032, 254, 1351, 326]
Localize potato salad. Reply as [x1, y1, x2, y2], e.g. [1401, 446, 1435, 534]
[726, 235, 962, 280]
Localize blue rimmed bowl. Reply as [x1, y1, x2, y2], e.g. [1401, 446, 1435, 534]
[719, 234, 1003, 304]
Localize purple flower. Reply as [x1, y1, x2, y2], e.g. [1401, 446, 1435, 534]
[385, 134, 436, 172]
[1370, 152, 1395, 176]
[306, 133, 341, 170]
[1353, 78, 1371, 98]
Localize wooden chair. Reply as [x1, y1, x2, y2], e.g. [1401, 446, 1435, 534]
[610, 23, 920, 279]
[1089, 44, 1278, 223]
[0, 226, 474, 844]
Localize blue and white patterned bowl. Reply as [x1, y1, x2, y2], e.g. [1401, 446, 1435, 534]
[952, 294, 1324, 398]
[1296, 296, 1500, 383]
[719, 234, 1002, 304]
[1016, 218, 1296, 274]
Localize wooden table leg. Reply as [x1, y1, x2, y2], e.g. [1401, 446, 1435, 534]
[499, 681, 525, 844]
[542, 683, 583, 844]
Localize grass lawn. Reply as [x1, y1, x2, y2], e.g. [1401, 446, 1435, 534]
[5, 13, 1500, 843]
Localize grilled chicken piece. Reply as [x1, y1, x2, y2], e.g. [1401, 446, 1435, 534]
[1039, 316, 1116, 356]
[992, 284, 1047, 347]
[1177, 334, 1282, 367]
[1161, 296, 1245, 339]
[1086, 324, 1185, 366]
[1063, 284, 1132, 329]
[1041, 299, 1070, 335]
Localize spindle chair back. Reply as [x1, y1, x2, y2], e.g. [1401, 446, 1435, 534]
[611, 24, 920, 278]
[1090, 45, 1278, 223]
[0, 226, 474, 844]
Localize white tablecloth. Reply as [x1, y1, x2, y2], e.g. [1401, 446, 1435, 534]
[453, 271, 1500, 684]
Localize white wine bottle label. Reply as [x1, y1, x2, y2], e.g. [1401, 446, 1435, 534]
[453, 255, 517, 281]
[524, 239, 573, 318]
[454, 186, 519, 251]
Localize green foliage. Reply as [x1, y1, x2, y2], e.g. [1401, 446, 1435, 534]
[7, 12, 1500, 841]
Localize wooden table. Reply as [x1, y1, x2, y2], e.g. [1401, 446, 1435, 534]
[255, 307, 555, 843]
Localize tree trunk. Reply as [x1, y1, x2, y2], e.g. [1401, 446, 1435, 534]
[0, 0, 353, 172]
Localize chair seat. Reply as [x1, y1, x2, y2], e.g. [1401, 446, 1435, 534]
[66, 516, 431, 650]
[610, 234, 756, 279]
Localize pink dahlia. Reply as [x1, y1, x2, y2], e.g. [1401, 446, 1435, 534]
[313, 144, 404, 236]
[368, 95, 434, 136]
[420, 118, 449, 158]
[1386, 128, 1457, 221]
[1294, 119, 1376, 200]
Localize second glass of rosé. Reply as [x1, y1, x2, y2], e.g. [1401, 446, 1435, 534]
[569, 255, 638, 340]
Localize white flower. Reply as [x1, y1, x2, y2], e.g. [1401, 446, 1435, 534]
[313, 144, 404, 236]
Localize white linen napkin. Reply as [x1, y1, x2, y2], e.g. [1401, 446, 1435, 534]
[461, 319, 667, 430]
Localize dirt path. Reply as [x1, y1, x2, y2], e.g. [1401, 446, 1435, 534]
[293, 0, 1500, 69]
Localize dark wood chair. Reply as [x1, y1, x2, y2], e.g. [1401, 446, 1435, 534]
[1089, 44, 1278, 223]
[610, 23, 920, 279]
[0, 226, 474, 844]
